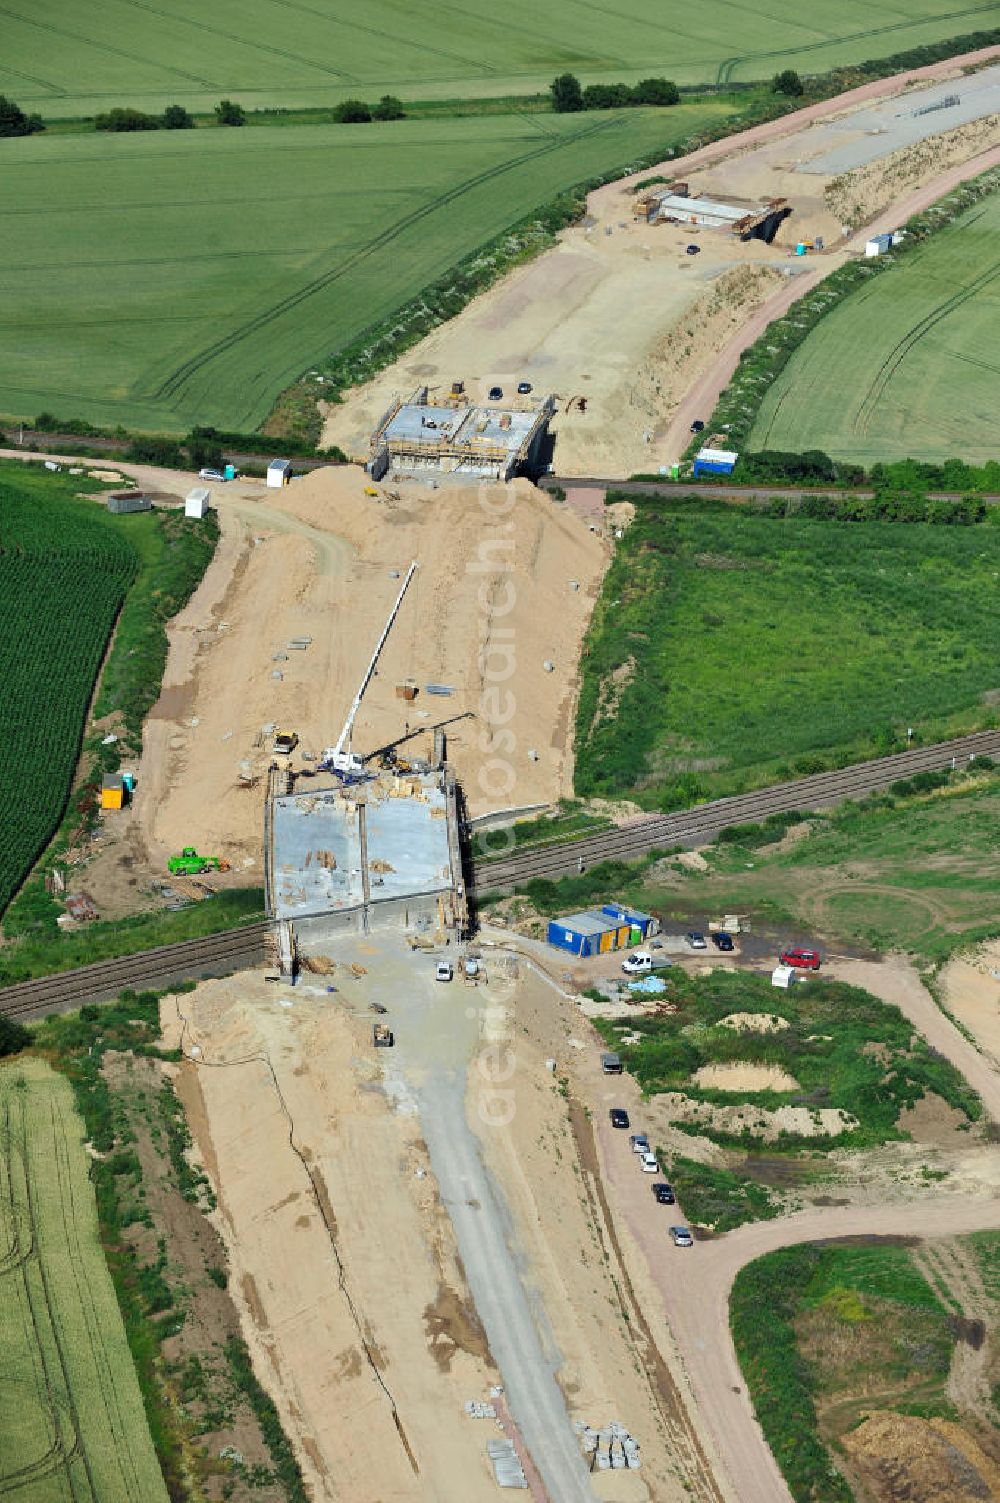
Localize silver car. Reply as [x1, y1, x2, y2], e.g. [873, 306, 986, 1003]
[670, 1225, 694, 1247]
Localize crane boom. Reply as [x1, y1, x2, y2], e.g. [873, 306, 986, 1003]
[324, 561, 418, 772]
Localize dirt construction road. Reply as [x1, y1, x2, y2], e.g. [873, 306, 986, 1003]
[583, 954, 1000, 1502]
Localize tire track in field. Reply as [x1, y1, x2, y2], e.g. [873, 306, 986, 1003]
[149, 112, 625, 404]
[3, 1090, 88, 1503]
[715, 2, 1000, 81]
[49, 1092, 146, 1503]
[0, 4, 217, 87]
[854, 246, 1000, 436]
[115, 0, 355, 83]
[265, 0, 502, 78]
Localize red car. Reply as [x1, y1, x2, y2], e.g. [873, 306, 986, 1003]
[780, 947, 821, 971]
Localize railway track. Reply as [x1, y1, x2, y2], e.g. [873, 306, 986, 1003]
[3, 728, 999, 1019]
[0, 922, 271, 1023]
[472, 728, 1000, 890]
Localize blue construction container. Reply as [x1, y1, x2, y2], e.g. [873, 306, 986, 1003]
[547, 909, 632, 957]
[601, 903, 658, 942]
[693, 446, 738, 477]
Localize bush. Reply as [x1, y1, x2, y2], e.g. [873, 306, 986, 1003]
[550, 73, 583, 113]
[334, 98, 372, 123]
[215, 99, 246, 126]
[161, 104, 193, 129]
[0, 95, 43, 137]
[95, 108, 160, 133]
[632, 77, 680, 106]
[371, 94, 405, 120]
[772, 69, 804, 96]
[582, 83, 633, 109]
[0, 1016, 30, 1057]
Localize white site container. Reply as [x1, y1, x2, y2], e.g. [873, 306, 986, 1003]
[185, 487, 211, 518]
[771, 964, 796, 989]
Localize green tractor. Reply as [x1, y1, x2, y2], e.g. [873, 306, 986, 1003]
[168, 847, 231, 876]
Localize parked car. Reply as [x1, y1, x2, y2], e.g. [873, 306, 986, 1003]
[435, 961, 454, 982]
[517, 380, 532, 394]
[686, 244, 701, 256]
[601, 1051, 622, 1075]
[198, 467, 225, 481]
[488, 385, 503, 401]
[653, 1183, 676, 1205]
[711, 931, 734, 952]
[670, 1225, 694, 1247]
[690, 419, 705, 433]
[640, 1151, 659, 1173]
[780, 947, 821, 970]
[686, 931, 708, 950]
[629, 1134, 650, 1154]
[610, 1108, 630, 1129]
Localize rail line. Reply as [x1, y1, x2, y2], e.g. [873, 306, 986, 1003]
[0, 922, 270, 1023]
[3, 728, 999, 1018]
[472, 727, 1000, 889]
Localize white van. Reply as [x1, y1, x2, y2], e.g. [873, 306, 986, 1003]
[622, 951, 653, 976]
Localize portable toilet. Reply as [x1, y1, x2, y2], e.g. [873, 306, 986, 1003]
[602, 904, 659, 943]
[223, 463, 237, 481]
[185, 487, 211, 519]
[101, 774, 125, 811]
[267, 458, 293, 488]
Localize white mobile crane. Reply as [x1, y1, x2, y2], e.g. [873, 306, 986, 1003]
[321, 561, 418, 776]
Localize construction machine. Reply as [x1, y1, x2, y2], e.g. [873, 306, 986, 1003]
[321, 561, 418, 777]
[168, 847, 231, 876]
[273, 729, 299, 757]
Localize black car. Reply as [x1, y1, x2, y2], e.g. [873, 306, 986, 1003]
[610, 1108, 630, 1129]
[690, 419, 705, 433]
[652, 1183, 676, 1205]
[488, 385, 503, 401]
[517, 380, 532, 395]
[711, 931, 734, 952]
[686, 244, 701, 255]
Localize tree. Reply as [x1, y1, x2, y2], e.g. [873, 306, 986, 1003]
[162, 103, 194, 129]
[632, 77, 680, 106]
[0, 1016, 30, 1058]
[0, 95, 43, 137]
[772, 69, 804, 96]
[550, 73, 583, 113]
[334, 98, 372, 123]
[215, 98, 246, 126]
[582, 83, 632, 109]
[371, 94, 405, 120]
[95, 107, 159, 132]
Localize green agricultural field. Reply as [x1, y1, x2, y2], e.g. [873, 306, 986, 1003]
[0, 1055, 169, 1503]
[0, 467, 138, 918]
[750, 190, 1000, 463]
[4, 0, 996, 116]
[0, 105, 732, 433]
[574, 500, 1000, 808]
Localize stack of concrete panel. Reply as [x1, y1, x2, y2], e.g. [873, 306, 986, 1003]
[487, 1439, 527, 1488]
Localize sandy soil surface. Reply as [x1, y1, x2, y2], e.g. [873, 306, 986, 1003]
[690, 1062, 799, 1092]
[161, 974, 505, 1503]
[939, 941, 1000, 1071]
[322, 48, 1000, 481]
[4, 449, 605, 909]
[162, 937, 728, 1502]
